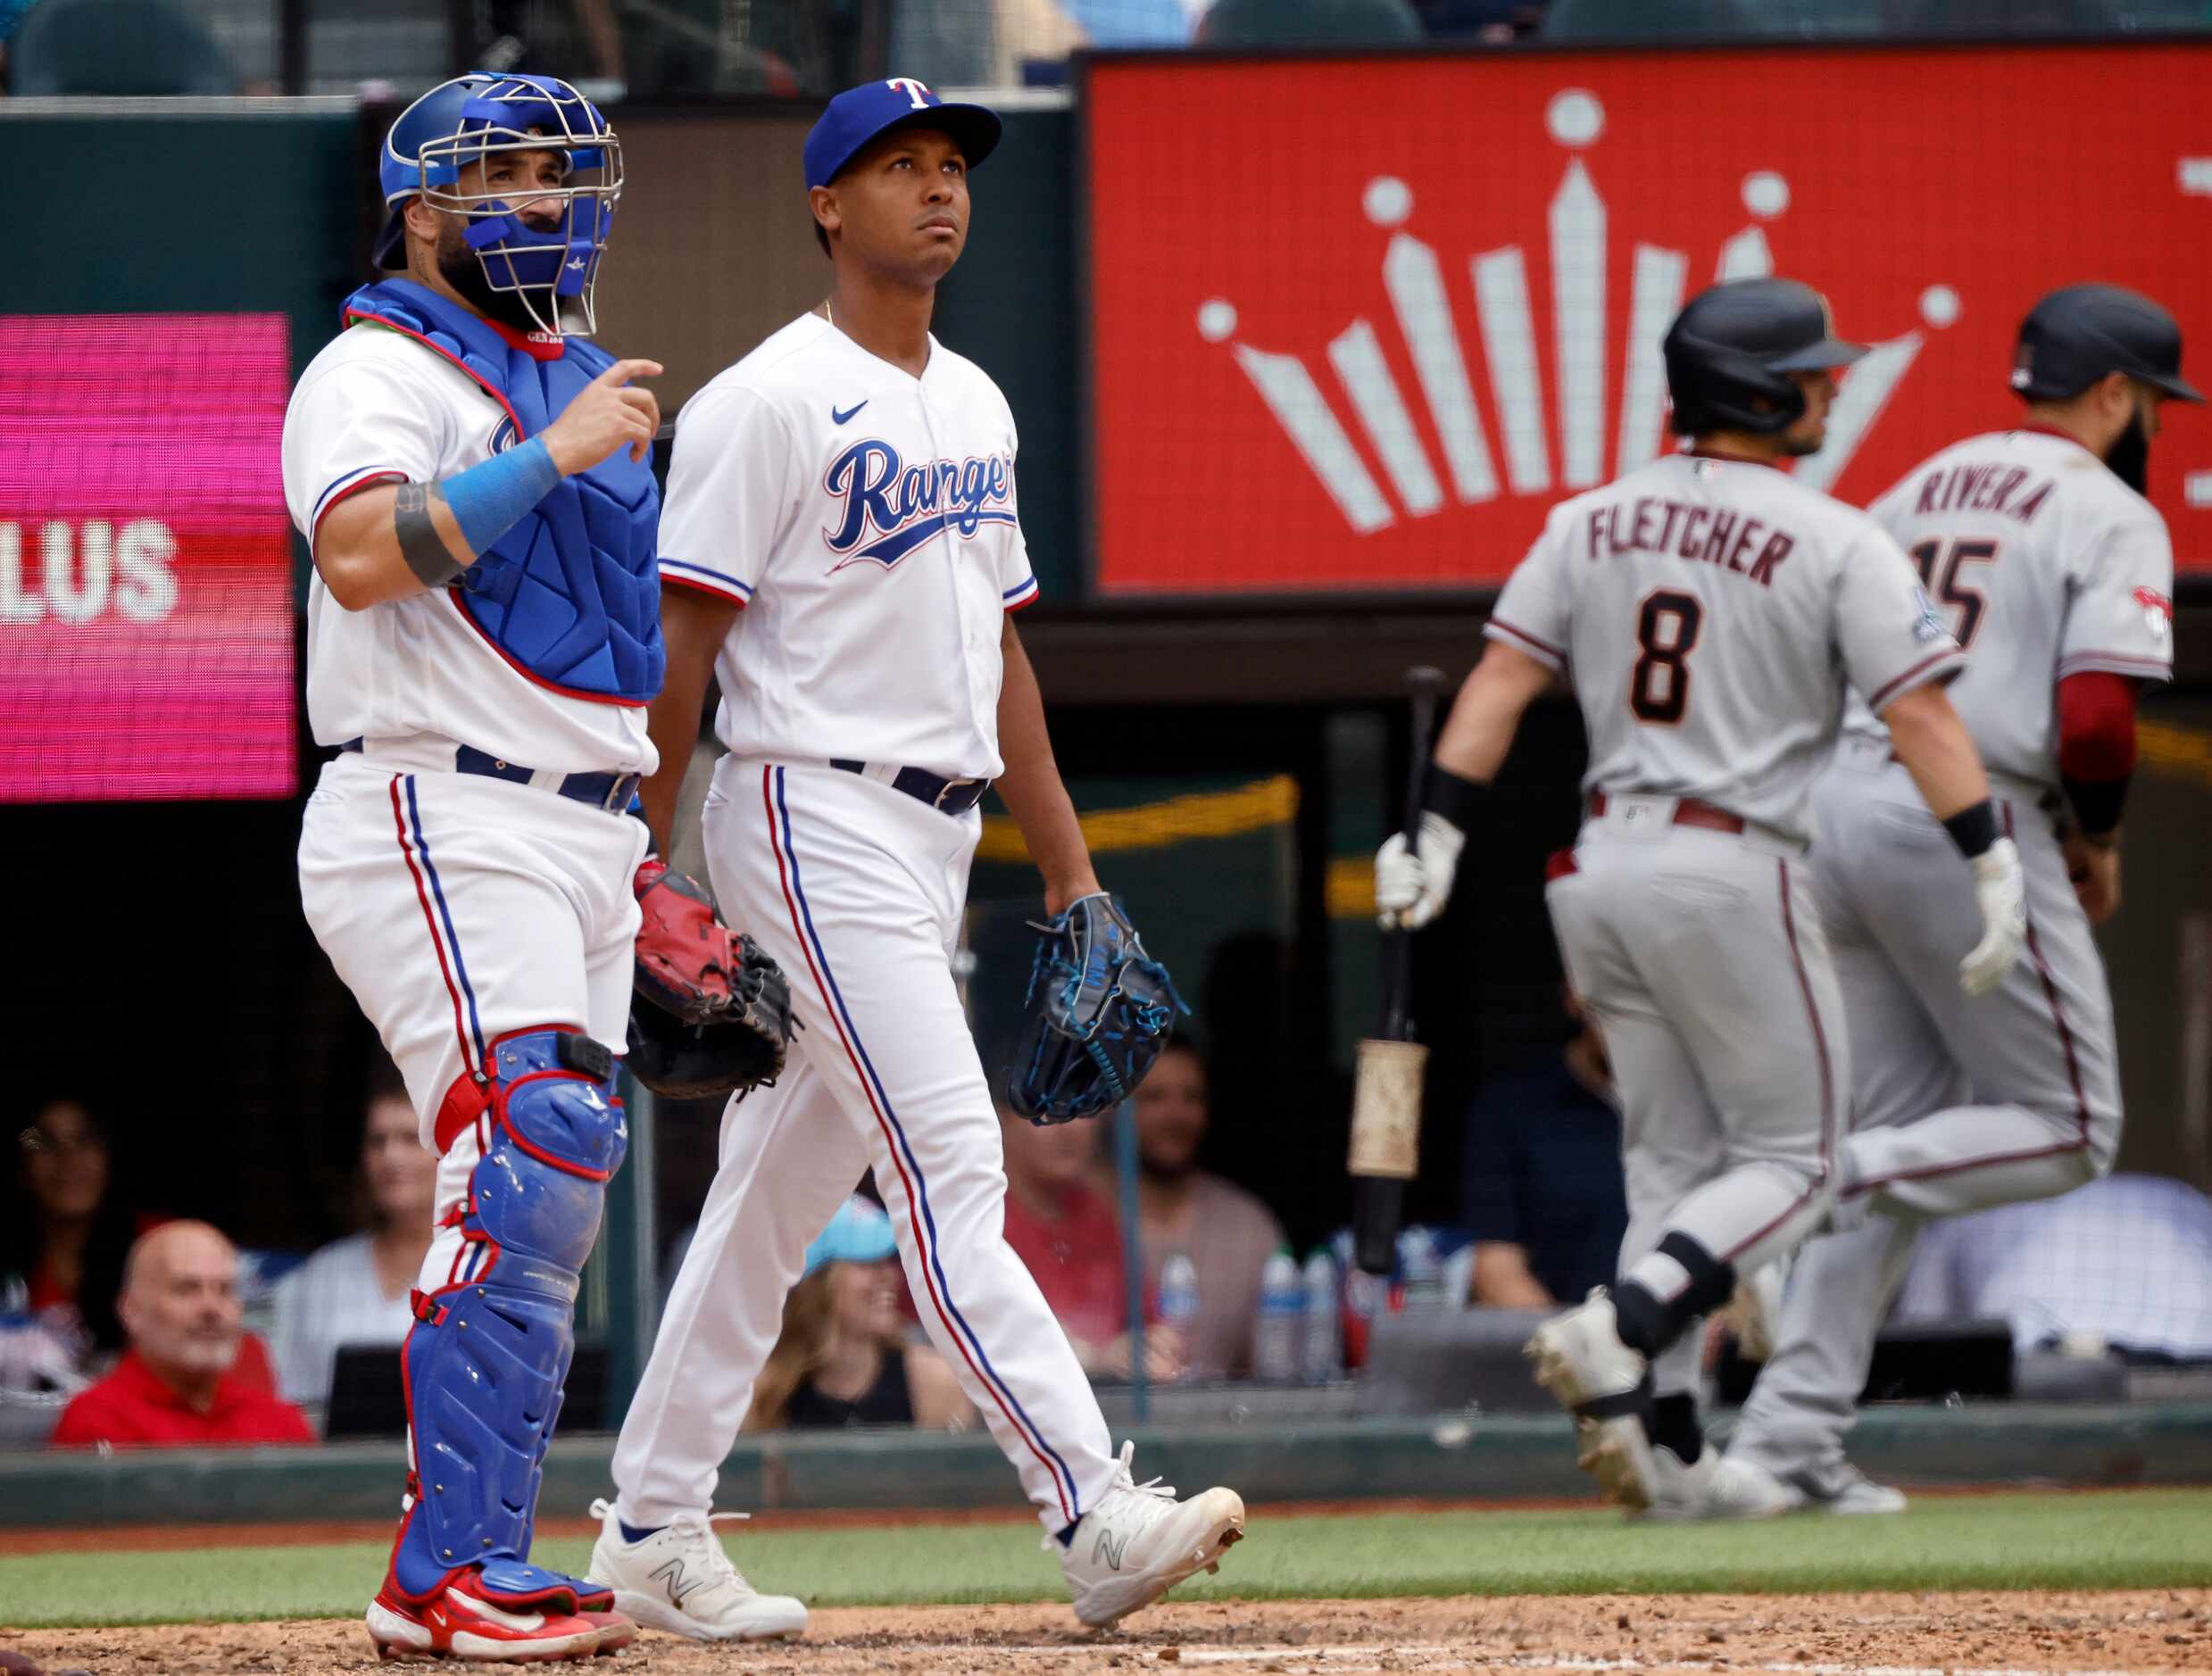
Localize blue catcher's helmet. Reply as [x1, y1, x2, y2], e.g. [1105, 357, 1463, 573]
[374, 73, 621, 336]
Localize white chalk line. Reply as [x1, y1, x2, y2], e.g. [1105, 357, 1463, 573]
[975, 1647, 2171, 1676]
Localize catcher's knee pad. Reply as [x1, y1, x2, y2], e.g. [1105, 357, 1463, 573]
[389, 1027, 625, 1606]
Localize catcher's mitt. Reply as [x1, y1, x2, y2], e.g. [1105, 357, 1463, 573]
[628, 859, 795, 1099]
[1005, 892, 1185, 1125]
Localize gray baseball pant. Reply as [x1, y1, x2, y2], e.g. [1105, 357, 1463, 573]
[1728, 742, 2121, 1489]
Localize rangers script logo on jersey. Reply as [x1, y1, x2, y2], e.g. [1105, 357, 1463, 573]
[822, 438, 1017, 571]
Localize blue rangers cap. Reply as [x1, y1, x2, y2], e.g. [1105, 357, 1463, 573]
[803, 77, 1002, 191]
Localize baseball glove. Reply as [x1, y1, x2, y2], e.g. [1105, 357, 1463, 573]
[628, 858, 795, 1099]
[1005, 892, 1186, 1125]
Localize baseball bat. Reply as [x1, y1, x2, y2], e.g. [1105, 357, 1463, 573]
[1348, 664, 1450, 1275]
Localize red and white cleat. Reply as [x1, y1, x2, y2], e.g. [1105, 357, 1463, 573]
[366, 1571, 608, 1664]
[579, 1609, 638, 1656]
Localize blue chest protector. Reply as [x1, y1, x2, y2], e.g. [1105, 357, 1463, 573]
[341, 279, 663, 704]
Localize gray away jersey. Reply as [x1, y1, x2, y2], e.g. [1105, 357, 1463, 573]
[1488, 452, 1964, 843]
[1853, 427, 2176, 784]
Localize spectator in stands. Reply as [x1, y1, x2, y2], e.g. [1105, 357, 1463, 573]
[266, 1076, 437, 1412]
[1892, 1173, 2212, 1364]
[999, 1102, 1180, 1381]
[49, 1222, 312, 1448]
[744, 1198, 974, 1431]
[3, 1095, 145, 1375]
[1119, 1040, 1286, 1378]
[1460, 986, 1627, 1308]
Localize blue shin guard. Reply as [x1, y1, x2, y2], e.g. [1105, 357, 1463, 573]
[387, 1027, 627, 1610]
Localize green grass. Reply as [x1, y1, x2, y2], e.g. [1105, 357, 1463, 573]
[4, 1490, 2211, 1629]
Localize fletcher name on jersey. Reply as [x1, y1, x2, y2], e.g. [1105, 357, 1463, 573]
[1378, 278, 2025, 1522]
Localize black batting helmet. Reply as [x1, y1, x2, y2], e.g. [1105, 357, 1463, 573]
[2010, 284, 2204, 405]
[1664, 278, 1867, 436]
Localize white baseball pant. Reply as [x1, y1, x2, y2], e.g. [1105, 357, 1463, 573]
[611, 759, 1119, 1532]
[297, 748, 647, 1293]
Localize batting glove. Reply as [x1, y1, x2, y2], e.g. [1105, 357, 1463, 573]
[1958, 837, 2027, 997]
[1375, 812, 1466, 932]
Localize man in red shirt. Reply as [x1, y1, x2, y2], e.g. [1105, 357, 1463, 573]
[50, 1221, 312, 1448]
[997, 1105, 1178, 1383]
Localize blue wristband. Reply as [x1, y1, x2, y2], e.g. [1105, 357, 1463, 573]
[443, 436, 561, 556]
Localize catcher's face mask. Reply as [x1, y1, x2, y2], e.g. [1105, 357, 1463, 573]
[378, 74, 622, 339]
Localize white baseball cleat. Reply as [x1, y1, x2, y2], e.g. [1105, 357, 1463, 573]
[1056, 1441, 1246, 1628]
[1701, 1455, 1795, 1521]
[1638, 1445, 1719, 1523]
[1796, 1464, 1908, 1515]
[1526, 1290, 1656, 1512]
[584, 1498, 808, 1642]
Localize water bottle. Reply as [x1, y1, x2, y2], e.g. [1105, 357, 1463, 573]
[1159, 1254, 1200, 1335]
[1252, 1249, 1301, 1382]
[1297, 1249, 1342, 1383]
[1333, 1227, 1381, 1369]
[1397, 1224, 1445, 1313]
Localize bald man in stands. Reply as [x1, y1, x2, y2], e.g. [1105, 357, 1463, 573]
[50, 1222, 312, 1448]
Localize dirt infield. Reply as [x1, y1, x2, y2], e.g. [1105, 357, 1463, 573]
[6, 1589, 2208, 1675]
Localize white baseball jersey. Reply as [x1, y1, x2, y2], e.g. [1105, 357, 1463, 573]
[655, 312, 1038, 783]
[1851, 427, 2176, 784]
[282, 322, 655, 776]
[612, 314, 1125, 1537]
[1488, 452, 1963, 842]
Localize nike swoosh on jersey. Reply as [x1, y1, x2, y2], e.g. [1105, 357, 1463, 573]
[832, 400, 869, 426]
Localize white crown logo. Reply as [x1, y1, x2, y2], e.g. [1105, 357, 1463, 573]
[1198, 88, 1962, 535]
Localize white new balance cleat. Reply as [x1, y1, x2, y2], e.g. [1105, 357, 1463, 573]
[1526, 1290, 1655, 1512]
[584, 1498, 808, 1642]
[1057, 1441, 1246, 1628]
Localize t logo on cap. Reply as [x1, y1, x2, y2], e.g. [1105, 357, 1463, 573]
[802, 77, 1003, 193]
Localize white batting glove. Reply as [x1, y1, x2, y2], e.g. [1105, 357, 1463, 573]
[1958, 837, 2026, 997]
[1376, 813, 1467, 932]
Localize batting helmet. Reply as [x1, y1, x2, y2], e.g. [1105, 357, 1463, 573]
[1664, 278, 1867, 436]
[373, 73, 621, 336]
[2010, 284, 2204, 405]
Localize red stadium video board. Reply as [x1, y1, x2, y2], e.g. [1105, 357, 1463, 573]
[0, 313, 297, 801]
[1085, 44, 2212, 597]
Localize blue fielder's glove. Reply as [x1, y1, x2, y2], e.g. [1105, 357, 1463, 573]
[1007, 892, 1186, 1125]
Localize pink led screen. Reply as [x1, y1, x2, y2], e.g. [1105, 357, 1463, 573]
[0, 313, 296, 802]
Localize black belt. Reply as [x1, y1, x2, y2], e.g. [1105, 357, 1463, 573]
[830, 759, 991, 817]
[341, 739, 642, 813]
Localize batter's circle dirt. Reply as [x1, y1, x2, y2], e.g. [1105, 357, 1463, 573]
[6, 1589, 2208, 1674]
